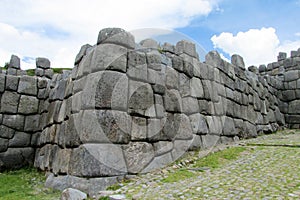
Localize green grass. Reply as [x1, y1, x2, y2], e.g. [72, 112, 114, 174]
[161, 169, 195, 183]
[193, 147, 247, 169]
[26, 68, 72, 76]
[0, 167, 61, 200]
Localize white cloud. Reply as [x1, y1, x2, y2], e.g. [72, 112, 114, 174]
[211, 27, 300, 67]
[0, 0, 219, 69]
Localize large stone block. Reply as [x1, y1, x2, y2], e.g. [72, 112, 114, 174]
[5, 75, 19, 91]
[0, 125, 15, 139]
[146, 51, 162, 70]
[171, 139, 193, 161]
[97, 28, 135, 49]
[131, 117, 147, 141]
[165, 66, 179, 89]
[175, 40, 198, 59]
[206, 116, 222, 135]
[74, 44, 92, 65]
[231, 54, 245, 69]
[189, 113, 209, 135]
[221, 116, 237, 136]
[153, 141, 173, 156]
[36, 57, 50, 69]
[1, 92, 20, 113]
[81, 71, 128, 111]
[18, 95, 39, 114]
[97, 110, 131, 144]
[201, 135, 220, 149]
[190, 77, 204, 98]
[174, 114, 193, 140]
[0, 74, 5, 92]
[18, 76, 37, 95]
[127, 51, 147, 81]
[8, 132, 31, 147]
[24, 115, 40, 132]
[164, 89, 182, 112]
[128, 80, 155, 117]
[122, 142, 154, 174]
[91, 44, 127, 72]
[9, 55, 20, 69]
[0, 138, 8, 152]
[2, 114, 24, 131]
[284, 70, 299, 82]
[0, 147, 34, 170]
[52, 148, 72, 175]
[69, 144, 127, 177]
[179, 73, 191, 97]
[182, 97, 199, 114]
[288, 100, 300, 114]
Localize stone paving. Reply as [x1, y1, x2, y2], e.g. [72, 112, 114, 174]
[111, 130, 300, 200]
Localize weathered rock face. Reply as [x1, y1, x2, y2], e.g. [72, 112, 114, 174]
[0, 28, 300, 196]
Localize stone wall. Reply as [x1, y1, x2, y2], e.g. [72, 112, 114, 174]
[0, 56, 53, 170]
[0, 28, 299, 195]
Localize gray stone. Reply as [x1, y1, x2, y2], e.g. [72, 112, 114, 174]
[288, 100, 300, 114]
[127, 51, 147, 81]
[44, 69, 54, 79]
[35, 68, 44, 77]
[259, 65, 267, 73]
[154, 94, 164, 118]
[9, 55, 20, 69]
[174, 114, 193, 140]
[5, 75, 19, 91]
[0, 147, 34, 170]
[8, 132, 31, 147]
[146, 51, 162, 70]
[189, 113, 209, 135]
[248, 66, 258, 74]
[7, 68, 17, 75]
[131, 117, 147, 141]
[0, 74, 5, 92]
[52, 148, 72, 175]
[153, 141, 173, 156]
[122, 142, 154, 174]
[231, 54, 245, 69]
[175, 40, 198, 59]
[128, 80, 154, 117]
[91, 44, 127, 72]
[277, 52, 287, 61]
[190, 77, 204, 98]
[18, 76, 37, 95]
[0, 125, 15, 139]
[141, 152, 173, 173]
[162, 42, 175, 53]
[24, 115, 40, 132]
[109, 194, 126, 200]
[97, 110, 131, 144]
[18, 95, 39, 114]
[1, 92, 20, 113]
[97, 28, 135, 49]
[182, 97, 199, 114]
[164, 89, 182, 112]
[201, 134, 220, 149]
[165, 66, 179, 89]
[0, 139, 8, 152]
[171, 139, 193, 161]
[2, 114, 24, 131]
[147, 118, 166, 141]
[205, 51, 222, 68]
[189, 135, 202, 150]
[172, 55, 184, 72]
[179, 73, 191, 97]
[60, 188, 87, 200]
[221, 116, 237, 136]
[75, 44, 92, 65]
[284, 70, 299, 82]
[139, 39, 158, 49]
[206, 116, 222, 135]
[38, 79, 49, 89]
[36, 57, 50, 69]
[69, 144, 127, 177]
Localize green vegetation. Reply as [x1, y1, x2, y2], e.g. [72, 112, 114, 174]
[0, 167, 60, 200]
[161, 169, 195, 183]
[25, 68, 72, 76]
[192, 147, 247, 169]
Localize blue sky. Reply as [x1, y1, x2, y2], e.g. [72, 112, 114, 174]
[0, 0, 299, 69]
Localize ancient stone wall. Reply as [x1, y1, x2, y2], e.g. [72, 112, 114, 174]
[0, 28, 299, 195]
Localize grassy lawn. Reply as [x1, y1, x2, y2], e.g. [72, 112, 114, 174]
[0, 168, 60, 200]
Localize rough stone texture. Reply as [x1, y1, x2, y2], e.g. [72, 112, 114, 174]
[18, 95, 39, 114]
[18, 76, 37, 95]
[36, 57, 51, 69]
[97, 28, 135, 49]
[9, 55, 20, 69]
[231, 54, 245, 69]
[1, 92, 20, 113]
[60, 188, 87, 200]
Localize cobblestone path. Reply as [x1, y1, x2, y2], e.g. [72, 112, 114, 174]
[113, 130, 300, 200]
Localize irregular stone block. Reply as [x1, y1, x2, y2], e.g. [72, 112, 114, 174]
[205, 51, 222, 68]
[24, 115, 40, 132]
[91, 44, 127, 72]
[0, 147, 34, 170]
[127, 51, 147, 81]
[189, 134, 202, 150]
[9, 55, 20, 69]
[189, 113, 209, 135]
[231, 54, 245, 69]
[61, 188, 87, 200]
[171, 139, 193, 161]
[164, 89, 182, 112]
[190, 77, 204, 98]
[201, 134, 220, 149]
[36, 57, 50, 69]
[179, 73, 191, 97]
[142, 152, 173, 173]
[18, 76, 37, 95]
[5, 75, 19, 91]
[221, 116, 237, 136]
[153, 141, 173, 156]
[1, 92, 20, 113]
[75, 44, 92, 65]
[284, 70, 299, 82]
[174, 114, 193, 140]
[128, 80, 154, 117]
[8, 132, 31, 147]
[0, 125, 15, 139]
[139, 38, 158, 49]
[165, 66, 179, 89]
[122, 142, 154, 174]
[0, 74, 5, 92]
[0, 139, 8, 152]
[175, 40, 198, 59]
[147, 118, 166, 141]
[131, 117, 147, 141]
[44, 69, 54, 79]
[69, 144, 127, 177]
[97, 110, 131, 144]
[97, 28, 135, 49]
[172, 55, 184, 72]
[146, 51, 162, 70]
[52, 148, 72, 175]
[206, 116, 222, 135]
[182, 97, 199, 114]
[35, 68, 44, 77]
[154, 94, 164, 118]
[18, 95, 39, 114]
[7, 68, 17, 75]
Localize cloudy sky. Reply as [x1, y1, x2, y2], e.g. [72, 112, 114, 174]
[0, 0, 299, 69]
